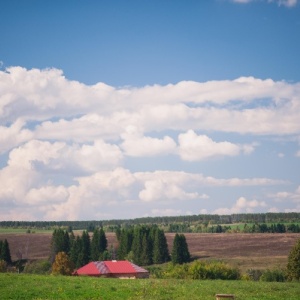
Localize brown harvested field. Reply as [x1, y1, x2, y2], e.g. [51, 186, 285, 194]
[1, 232, 299, 271]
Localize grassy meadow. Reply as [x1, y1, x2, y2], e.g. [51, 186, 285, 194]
[0, 273, 300, 300]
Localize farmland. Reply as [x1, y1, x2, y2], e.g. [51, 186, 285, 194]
[1, 230, 300, 299]
[1, 231, 300, 272]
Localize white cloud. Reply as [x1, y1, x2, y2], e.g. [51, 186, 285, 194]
[0, 164, 284, 220]
[0, 119, 33, 154]
[121, 125, 177, 157]
[7, 139, 123, 174]
[270, 186, 300, 202]
[231, 0, 298, 7]
[178, 130, 250, 161]
[213, 197, 267, 214]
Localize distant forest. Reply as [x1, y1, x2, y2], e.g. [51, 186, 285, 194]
[1, 212, 300, 233]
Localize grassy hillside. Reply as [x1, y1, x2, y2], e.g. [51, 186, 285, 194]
[0, 273, 299, 300]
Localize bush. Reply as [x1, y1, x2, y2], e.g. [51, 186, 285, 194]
[188, 261, 240, 280]
[0, 260, 7, 272]
[161, 260, 240, 280]
[260, 269, 286, 282]
[245, 269, 263, 281]
[24, 260, 52, 274]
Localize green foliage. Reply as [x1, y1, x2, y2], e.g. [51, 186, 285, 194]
[161, 261, 240, 280]
[118, 225, 170, 266]
[117, 228, 134, 259]
[153, 228, 170, 264]
[287, 238, 300, 281]
[260, 269, 286, 282]
[23, 260, 51, 274]
[0, 260, 7, 272]
[49, 229, 70, 262]
[245, 269, 263, 281]
[69, 236, 82, 268]
[80, 231, 91, 266]
[0, 239, 12, 264]
[188, 261, 240, 280]
[171, 233, 190, 264]
[91, 227, 107, 261]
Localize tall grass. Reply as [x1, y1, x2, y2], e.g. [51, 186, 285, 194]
[0, 273, 299, 300]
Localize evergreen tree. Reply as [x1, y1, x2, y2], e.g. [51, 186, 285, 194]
[287, 238, 300, 281]
[117, 228, 133, 260]
[153, 228, 170, 264]
[50, 229, 70, 262]
[91, 228, 100, 261]
[0, 239, 12, 264]
[99, 228, 108, 253]
[171, 233, 190, 264]
[90, 227, 107, 260]
[131, 226, 144, 265]
[81, 230, 91, 265]
[70, 236, 83, 268]
[140, 234, 152, 266]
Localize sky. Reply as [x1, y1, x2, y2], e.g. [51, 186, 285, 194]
[0, 0, 300, 221]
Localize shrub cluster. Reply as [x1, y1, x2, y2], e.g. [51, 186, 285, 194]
[244, 268, 286, 282]
[150, 260, 240, 280]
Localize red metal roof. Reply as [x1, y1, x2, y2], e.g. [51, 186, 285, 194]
[73, 260, 148, 276]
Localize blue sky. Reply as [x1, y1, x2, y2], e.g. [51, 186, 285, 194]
[0, 0, 300, 221]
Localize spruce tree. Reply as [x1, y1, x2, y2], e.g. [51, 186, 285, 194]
[99, 228, 108, 254]
[171, 233, 190, 264]
[117, 228, 134, 260]
[153, 228, 170, 264]
[70, 236, 83, 268]
[91, 228, 100, 261]
[1, 239, 12, 264]
[287, 238, 300, 281]
[81, 230, 91, 265]
[131, 226, 143, 265]
[140, 234, 152, 266]
[50, 229, 70, 262]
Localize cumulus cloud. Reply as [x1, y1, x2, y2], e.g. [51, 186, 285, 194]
[0, 66, 299, 220]
[0, 119, 33, 154]
[213, 197, 267, 214]
[178, 130, 254, 161]
[121, 125, 177, 157]
[7, 139, 123, 174]
[0, 164, 284, 220]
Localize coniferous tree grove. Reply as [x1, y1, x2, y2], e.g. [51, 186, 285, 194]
[91, 227, 107, 261]
[116, 225, 170, 266]
[50, 228, 108, 269]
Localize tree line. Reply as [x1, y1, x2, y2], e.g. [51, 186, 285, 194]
[1, 212, 299, 231]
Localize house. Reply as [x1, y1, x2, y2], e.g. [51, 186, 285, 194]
[73, 260, 149, 279]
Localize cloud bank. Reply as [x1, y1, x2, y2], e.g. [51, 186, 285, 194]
[0, 67, 299, 220]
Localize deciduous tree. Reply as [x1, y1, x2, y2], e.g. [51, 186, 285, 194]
[51, 252, 74, 275]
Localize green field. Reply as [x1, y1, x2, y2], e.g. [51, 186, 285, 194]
[0, 273, 299, 300]
[0, 228, 53, 234]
